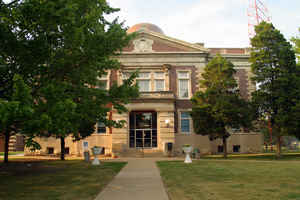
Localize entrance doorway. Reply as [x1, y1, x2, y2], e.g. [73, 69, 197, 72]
[129, 112, 157, 148]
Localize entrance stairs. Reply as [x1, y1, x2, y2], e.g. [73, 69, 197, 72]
[119, 149, 165, 158]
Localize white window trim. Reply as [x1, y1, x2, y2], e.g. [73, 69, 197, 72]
[121, 70, 166, 92]
[136, 71, 151, 92]
[177, 70, 192, 99]
[154, 72, 165, 91]
[178, 110, 193, 135]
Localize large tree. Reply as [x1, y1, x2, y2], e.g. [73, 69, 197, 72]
[191, 55, 253, 158]
[0, 0, 139, 160]
[250, 22, 298, 158]
[290, 28, 300, 140]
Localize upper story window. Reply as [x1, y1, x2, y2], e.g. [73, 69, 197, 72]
[98, 72, 109, 90]
[122, 71, 166, 92]
[137, 72, 151, 92]
[178, 71, 190, 99]
[154, 72, 165, 91]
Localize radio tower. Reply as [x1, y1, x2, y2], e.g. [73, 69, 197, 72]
[247, 0, 271, 39]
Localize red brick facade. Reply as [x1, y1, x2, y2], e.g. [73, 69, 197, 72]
[0, 135, 4, 152]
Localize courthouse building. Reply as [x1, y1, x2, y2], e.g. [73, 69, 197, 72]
[27, 23, 262, 157]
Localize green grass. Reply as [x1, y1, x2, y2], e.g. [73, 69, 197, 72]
[0, 160, 126, 200]
[0, 151, 24, 156]
[157, 160, 300, 200]
[201, 153, 300, 161]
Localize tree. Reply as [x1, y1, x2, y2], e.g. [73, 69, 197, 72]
[250, 22, 298, 158]
[0, 75, 34, 163]
[291, 28, 300, 64]
[0, 0, 139, 160]
[191, 55, 253, 158]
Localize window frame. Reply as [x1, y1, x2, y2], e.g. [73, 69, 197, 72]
[179, 110, 193, 134]
[177, 71, 191, 99]
[136, 72, 151, 92]
[95, 113, 110, 135]
[121, 70, 166, 92]
[97, 71, 110, 90]
[154, 72, 165, 91]
[97, 121, 107, 134]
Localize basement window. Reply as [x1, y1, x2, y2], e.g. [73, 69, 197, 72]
[65, 147, 70, 155]
[47, 147, 54, 154]
[218, 145, 224, 153]
[233, 145, 241, 153]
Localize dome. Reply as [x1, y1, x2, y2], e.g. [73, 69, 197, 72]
[127, 23, 164, 35]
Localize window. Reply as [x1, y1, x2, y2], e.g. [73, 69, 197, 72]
[233, 145, 240, 153]
[178, 71, 190, 98]
[83, 141, 89, 151]
[218, 145, 224, 153]
[154, 72, 165, 91]
[180, 112, 191, 133]
[47, 147, 54, 154]
[122, 72, 132, 80]
[121, 71, 166, 92]
[137, 72, 151, 92]
[97, 121, 106, 134]
[64, 147, 70, 155]
[98, 72, 109, 90]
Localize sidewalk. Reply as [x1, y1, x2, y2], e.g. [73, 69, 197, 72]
[95, 158, 169, 200]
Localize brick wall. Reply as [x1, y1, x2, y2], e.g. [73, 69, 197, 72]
[0, 135, 4, 152]
[236, 69, 250, 100]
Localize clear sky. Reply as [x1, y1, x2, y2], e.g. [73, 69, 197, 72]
[107, 0, 300, 48]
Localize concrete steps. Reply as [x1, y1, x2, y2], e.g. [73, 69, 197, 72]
[120, 149, 165, 158]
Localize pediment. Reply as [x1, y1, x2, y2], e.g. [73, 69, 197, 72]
[122, 30, 209, 53]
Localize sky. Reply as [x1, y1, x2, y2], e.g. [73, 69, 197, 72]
[107, 0, 300, 48]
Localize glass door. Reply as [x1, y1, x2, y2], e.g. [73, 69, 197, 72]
[129, 112, 157, 148]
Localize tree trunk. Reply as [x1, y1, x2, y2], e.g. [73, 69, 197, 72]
[223, 136, 228, 159]
[276, 135, 282, 159]
[60, 137, 65, 161]
[4, 131, 10, 164]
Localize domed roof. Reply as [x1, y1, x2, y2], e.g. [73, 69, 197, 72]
[127, 23, 164, 35]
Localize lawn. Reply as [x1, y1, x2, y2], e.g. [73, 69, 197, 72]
[201, 152, 300, 161]
[0, 160, 126, 200]
[0, 151, 24, 156]
[157, 160, 300, 200]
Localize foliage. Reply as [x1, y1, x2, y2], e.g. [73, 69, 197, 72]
[250, 22, 299, 157]
[0, 75, 35, 163]
[0, 0, 139, 160]
[191, 55, 253, 158]
[291, 28, 300, 63]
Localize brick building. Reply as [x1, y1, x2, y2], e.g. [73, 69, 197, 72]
[26, 23, 262, 157]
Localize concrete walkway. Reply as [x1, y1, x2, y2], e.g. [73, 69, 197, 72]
[95, 158, 169, 200]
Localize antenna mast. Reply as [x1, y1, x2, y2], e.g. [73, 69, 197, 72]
[247, 0, 271, 39]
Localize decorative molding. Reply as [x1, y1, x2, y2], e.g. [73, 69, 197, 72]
[133, 38, 154, 53]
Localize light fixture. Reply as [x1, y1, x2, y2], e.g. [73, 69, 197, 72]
[165, 119, 170, 127]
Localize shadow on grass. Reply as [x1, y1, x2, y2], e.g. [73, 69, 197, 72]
[0, 160, 126, 200]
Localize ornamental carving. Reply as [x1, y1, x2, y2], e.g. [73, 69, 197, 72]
[133, 38, 154, 53]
